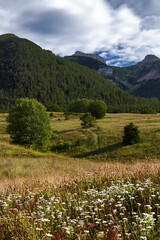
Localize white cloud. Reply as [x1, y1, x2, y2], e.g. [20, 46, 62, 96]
[27, 0, 141, 56]
[0, 0, 160, 66]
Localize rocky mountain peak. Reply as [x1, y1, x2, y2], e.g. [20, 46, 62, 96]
[73, 51, 106, 64]
[138, 54, 160, 68]
[143, 54, 160, 63]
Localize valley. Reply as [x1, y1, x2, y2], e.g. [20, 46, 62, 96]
[0, 34, 160, 239]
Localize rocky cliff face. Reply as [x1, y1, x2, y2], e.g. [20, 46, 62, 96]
[97, 67, 113, 76]
[74, 51, 106, 64]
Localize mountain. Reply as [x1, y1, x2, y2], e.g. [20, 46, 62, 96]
[66, 52, 160, 99]
[0, 33, 159, 113]
[74, 51, 106, 64]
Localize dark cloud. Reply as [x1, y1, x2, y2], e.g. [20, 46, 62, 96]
[106, 0, 160, 17]
[19, 9, 79, 35]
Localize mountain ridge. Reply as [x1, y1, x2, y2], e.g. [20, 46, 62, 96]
[0, 33, 159, 112]
[66, 51, 160, 98]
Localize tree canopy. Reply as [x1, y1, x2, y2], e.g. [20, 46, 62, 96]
[88, 100, 107, 119]
[7, 98, 52, 151]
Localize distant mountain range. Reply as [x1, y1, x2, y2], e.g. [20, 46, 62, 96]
[66, 51, 160, 99]
[0, 33, 159, 113]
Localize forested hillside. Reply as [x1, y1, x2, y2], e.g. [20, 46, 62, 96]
[0, 34, 159, 112]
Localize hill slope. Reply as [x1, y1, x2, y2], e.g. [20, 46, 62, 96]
[66, 52, 160, 99]
[0, 34, 159, 112]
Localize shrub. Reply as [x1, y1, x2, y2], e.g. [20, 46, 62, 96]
[49, 112, 54, 118]
[51, 140, 72, 152]
[7, 98, 52, 151]
[88, 100, 107, 119]
[64, 112, 70, 120]
[80, 112, 96, 128]
[139, 107, 156, 114]
[47, 104, 62, 112]
[123, 122, 140, 145]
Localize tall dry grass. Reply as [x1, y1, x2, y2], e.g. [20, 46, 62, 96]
[1, 156, 160, 193]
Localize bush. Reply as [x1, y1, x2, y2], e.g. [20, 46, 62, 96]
[88, 100, 107, 119]
[123, 122, 140, 145]
[47, 104, 62, 112]
[80, 112, 96, 128]
[139, 107, 156, 114]
[64, 112, 70, 120]
[51, 140, 72, 152]
[7, 98, 52, 151]
[49, 112, 54, 118]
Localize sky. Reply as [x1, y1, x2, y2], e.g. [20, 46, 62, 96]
[0, 0, 160, 66]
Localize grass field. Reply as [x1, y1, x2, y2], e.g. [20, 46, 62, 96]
[50, 113, 160, 161]
[0, 113, 160, 239]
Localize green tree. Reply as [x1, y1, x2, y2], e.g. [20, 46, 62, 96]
[7, 98, 52, 151]
[80, 112, 96, 128]
[46, 104, 62, 112]
[123, 122, 140, 145]
[68, 98, 92, 113]
[88, 100, 107, 119]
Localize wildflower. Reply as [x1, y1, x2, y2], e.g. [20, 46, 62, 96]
[46, 233, 53, 237]
[36, 228, 43, 231]
[140, 237, 147, 240]
[117, 234, 122, 237]
[40, 218, 50, 222]
[146, 226, 152, 229]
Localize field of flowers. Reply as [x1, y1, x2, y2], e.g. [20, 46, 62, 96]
[1, 176, 160, 239]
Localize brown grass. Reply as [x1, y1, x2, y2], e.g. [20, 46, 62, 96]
[1, 155, 160, 193]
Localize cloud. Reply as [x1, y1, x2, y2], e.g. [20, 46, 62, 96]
[20, 9, 81, 35]
[2, 0, 138, 58]
[140, 16, 160, 31]
[0, 0, 160, 66]
[16, 0, 140, 56]
[101, 28, 160, 66]
[106, 0, 160, 17]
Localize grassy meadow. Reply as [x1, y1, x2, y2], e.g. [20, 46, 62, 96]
[1, 112, 160, 239]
